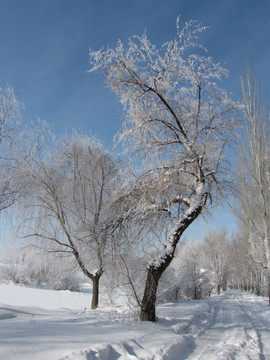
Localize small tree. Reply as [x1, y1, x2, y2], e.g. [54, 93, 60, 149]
[20, 130, 119, 308]
[0, 240, 22, 283]
[202, 229, 230, 295]
[89, 18, 239, 321]
[228, 234, 252, 291]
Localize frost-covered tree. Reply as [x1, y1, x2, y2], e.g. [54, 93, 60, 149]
[235, 69, 270, 303]
[20, 129, 119, 308]
[202, 229, 230, 295]
[89, 18, 239, 321]
[0, 85, 21, 212]
[0, 240, 82, 290]
[159, 241, 213, 302]
[228, 234, 252, 291]
[0, 239, 22, 284]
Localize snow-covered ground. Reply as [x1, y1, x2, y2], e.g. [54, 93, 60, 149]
[0, 284, 269, 359]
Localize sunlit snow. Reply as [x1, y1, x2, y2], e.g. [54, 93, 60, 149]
[1, 284, 269, 359]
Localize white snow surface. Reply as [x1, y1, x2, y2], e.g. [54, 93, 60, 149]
[1, 284, 270, 360]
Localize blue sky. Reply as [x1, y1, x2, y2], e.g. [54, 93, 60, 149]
[0, 0, 270, 241]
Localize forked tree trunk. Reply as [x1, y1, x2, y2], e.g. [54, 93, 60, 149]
[140, 200, 203, 322]
[71, 245, 103, 310]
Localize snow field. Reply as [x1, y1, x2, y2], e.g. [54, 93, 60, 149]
[1, 285, 270, 359]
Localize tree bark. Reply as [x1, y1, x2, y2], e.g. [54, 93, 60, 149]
[140, 199, 203, 322]
[140, 268, 163, 321]
[267, 270, 270, 306]
[71, 243, 103, 309]
[264, 237, 270, 305]
[91, 273, 102, 309]
[222, 272, 227, 292]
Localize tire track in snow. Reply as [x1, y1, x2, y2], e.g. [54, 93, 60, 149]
[188, 344, 215, 360]
[173, 300, 222, 360]
[187, 303, 233, 360]
[239, 304, 265, 360]
[182, 299, 220, 338]
[184, 292, 264, 360]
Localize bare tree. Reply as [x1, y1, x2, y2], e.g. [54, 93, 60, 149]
[235, 68, 270, 303]
[20, 130, 119, 309]
[228, 234, 252, 292]
[202, 229, 230, 295]
[0, 85, 21, 212]
[89, 18, 239, 321]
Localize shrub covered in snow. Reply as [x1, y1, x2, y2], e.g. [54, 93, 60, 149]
[0, 243, 85, 291]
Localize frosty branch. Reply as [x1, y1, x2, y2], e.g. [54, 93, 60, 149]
[89, 18, 239, 321]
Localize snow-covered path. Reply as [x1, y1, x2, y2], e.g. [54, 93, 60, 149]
[0, 285, 270, 359]
[184, 291, 270, 360]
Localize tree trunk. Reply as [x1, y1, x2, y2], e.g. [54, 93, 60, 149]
[264, 237, 270, 305]
[217, 284, 221, 295]
[255, 270, 261, 296]
[91, 273, 102, 309]
[140, 197, 204, 322]
[140, 268, 163, 321]
[71, 245, 103, 310]
[267, 271, 270, 306]
[194, 285, 197, 300]
[222, 272, 227, 291]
